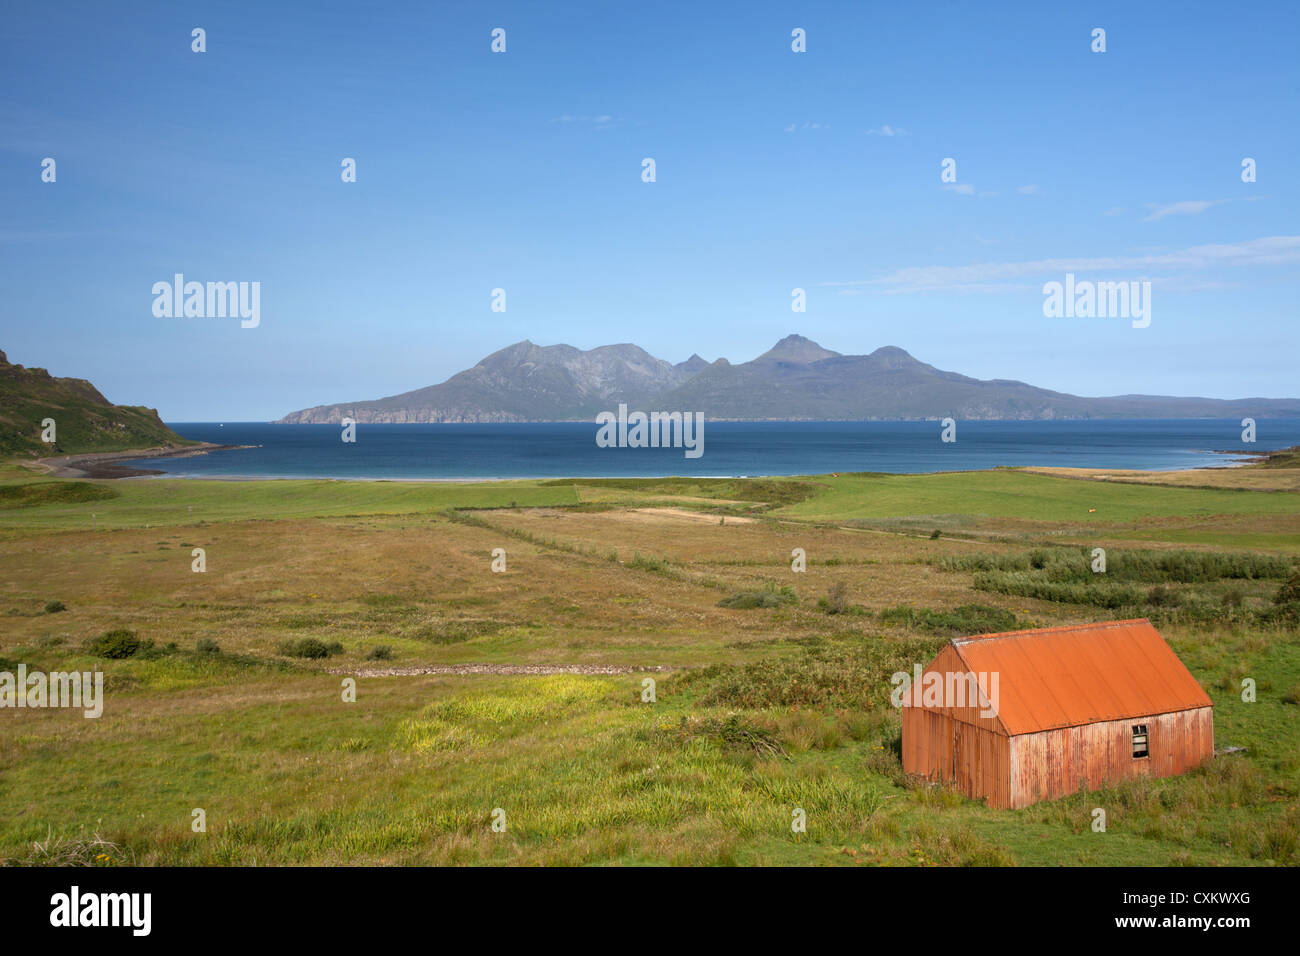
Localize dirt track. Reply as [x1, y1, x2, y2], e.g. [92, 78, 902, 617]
[329, 663, 673, 678]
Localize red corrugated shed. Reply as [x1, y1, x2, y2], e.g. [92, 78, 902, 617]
[949, 619, 1212, 735]
[901, 618, 1215, 808]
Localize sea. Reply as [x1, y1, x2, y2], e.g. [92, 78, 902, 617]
[119, 419, 1300, 480]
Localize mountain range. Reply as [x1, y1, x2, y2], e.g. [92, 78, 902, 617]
[276, 334, 1300, 424]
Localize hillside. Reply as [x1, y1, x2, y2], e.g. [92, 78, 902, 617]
[276, 334, 1300, 424]
[0, 349, 190, 458]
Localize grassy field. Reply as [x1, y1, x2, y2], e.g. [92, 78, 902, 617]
[1, 465, 1297, 866]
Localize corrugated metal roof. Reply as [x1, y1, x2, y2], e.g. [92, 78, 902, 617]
[948, 619, 1212, 736]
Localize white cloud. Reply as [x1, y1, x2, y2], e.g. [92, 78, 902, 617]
[1141, 199, 1227, 222]
[942, 183, 975, 195]
[867, 124, 907, 136]
[785, 121, 829, 132]
[1104, 207, 1126, 216]
[1017, 184, 1040, 195]
[551, 114, 616, 126]
[822, 235, 1300, 294]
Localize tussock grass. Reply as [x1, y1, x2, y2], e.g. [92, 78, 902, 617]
[1, 829, 135, 867]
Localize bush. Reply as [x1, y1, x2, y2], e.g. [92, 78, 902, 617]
[86, 629, 143, 659]
[1276, 570, 1300, 605]
[879, 603, 1024, 636]
[195, 638, 221, 656]
[276, 638, 340, 659]
[943, 548, 1294, 584]
[365, 645, 393, 661]
[1146, 585, 1181, 607]
[44, 600, 66, 614]
[972, 571, 1142, 609]
[929, 529, 941, 540]
[675, 636, 943, 711]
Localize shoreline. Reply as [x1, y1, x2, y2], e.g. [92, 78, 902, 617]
[31, 442, 252, 480]
[86, 461, 1258, 484]
[18, 442, 1292, 485]
[99, 447, 1270, 483]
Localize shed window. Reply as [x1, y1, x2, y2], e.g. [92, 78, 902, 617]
[1132, 725, 1149, 759]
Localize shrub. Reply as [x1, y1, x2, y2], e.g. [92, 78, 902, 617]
[627, 552, 675, 575]
[44, 600, 66, 614]
[195, 638, 221, 656]
[1259, 602, 1300, 625]
[85, 629, 143, 659]
[675, 636, 943, 711]
[929, 529, 942, 540]
[943, 548, 1294, 584]
[365, 645, 393, 661]
[276, 638, 337, 659]
[1146, 585, 1181, 607]
[879, 603, 1023, 636]
[1275, 570, 1300, 605]
[972, 571, 1142, 609]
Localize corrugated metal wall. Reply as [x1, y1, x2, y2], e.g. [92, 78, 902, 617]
[905, 644, 1006, 732]
[901, 706, 1012, 808]
[1008, 706, 1214, 808]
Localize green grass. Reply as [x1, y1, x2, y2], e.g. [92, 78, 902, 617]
[0, 481, 120, 509]
[778, 469, 1299, 523]
[1, 465, 1297, 866]
[0, 475, 580, 532]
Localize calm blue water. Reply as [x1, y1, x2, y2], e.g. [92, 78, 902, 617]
[120, 420, 1300, 480]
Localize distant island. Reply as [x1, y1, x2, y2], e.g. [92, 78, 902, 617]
[275, 335, 1300, 424]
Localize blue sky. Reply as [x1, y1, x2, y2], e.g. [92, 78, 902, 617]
[2, 0, 1297, 420]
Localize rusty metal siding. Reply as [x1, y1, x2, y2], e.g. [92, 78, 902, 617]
[904, 643, 1007, 734]
[902, 706, 1012, 808]
[1008, 706, 1214, 808]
